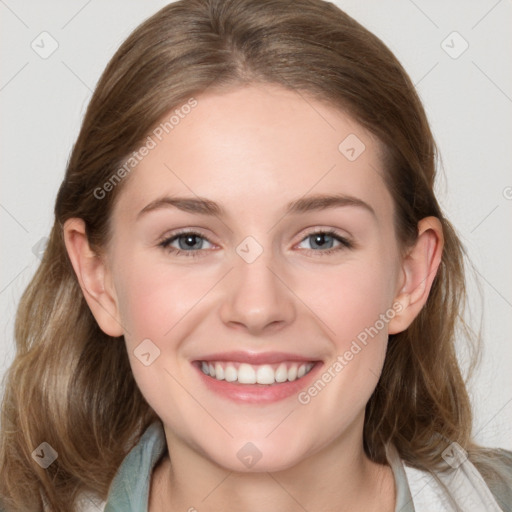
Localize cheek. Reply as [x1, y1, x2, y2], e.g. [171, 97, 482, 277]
[112, 256, 215, 412]
[297, 253, 399, 402]
[299, 258, 399, 346]
[113, 256, 214, 347]
[294, 260, 398, 418]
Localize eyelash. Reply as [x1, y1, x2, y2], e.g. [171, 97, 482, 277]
[157, 229, 353, 258]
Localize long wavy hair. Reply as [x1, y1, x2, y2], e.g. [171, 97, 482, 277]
[0, 0, 500, 510]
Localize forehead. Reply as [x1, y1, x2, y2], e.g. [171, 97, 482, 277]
[113, 84, 393, 223]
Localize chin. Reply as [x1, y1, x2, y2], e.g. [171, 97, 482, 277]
[204, 439, 309, 474]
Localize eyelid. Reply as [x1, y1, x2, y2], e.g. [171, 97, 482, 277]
[157, 228, 215, 245]
[293, 225, 353, 246]
[294, 228, 353, 252]
[156, 229, 217, 256]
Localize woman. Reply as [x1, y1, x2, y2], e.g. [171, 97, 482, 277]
[1, 0, 511, 510]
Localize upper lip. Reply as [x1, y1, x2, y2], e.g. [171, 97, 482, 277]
[194, 351, 320, 365]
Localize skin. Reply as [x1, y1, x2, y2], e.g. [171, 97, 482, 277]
[64, 83, 443, 512]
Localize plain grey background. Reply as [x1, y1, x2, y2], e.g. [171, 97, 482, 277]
[1, 0, 511, 449]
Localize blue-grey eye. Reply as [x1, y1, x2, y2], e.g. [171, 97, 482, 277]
[309, 233, 335, 249]
[176, 233, 204, 250]
[159, 232, 213, 252]
[298, 232, 341, 250]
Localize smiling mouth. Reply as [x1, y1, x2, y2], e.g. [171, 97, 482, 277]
[195, 360, 318, 385]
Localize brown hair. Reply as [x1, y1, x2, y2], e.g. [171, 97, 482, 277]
[0, 0, 494, 509]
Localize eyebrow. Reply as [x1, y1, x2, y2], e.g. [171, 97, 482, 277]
[137, 193, 376, 219]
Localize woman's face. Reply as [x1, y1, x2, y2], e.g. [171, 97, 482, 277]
[106, 84, 405, 471]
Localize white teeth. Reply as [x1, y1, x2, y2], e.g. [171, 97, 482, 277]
[199, 361, 316, 385]
[287, 365, 297, 381]
[256, 365, 275, 385]
[275, 363, 288, 383]
[237, 363, 256, 384]
[215, 362, 224, 380]
[225, 364, 237, 382]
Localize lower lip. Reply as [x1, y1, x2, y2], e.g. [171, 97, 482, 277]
[192, 361, 323, 404]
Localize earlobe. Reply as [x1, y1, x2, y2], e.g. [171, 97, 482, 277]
[63, 218, 124, 337]
[388, 216, 444, 335]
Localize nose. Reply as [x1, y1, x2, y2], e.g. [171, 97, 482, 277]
[219, 249, 296, 336]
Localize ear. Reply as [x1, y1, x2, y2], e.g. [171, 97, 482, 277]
[63, 218, 124, 337]
[388, 216, 444, 335]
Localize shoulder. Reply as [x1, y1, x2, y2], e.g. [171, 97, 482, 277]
[473, 448, 512, 512]
[1, 423, 166, 512]
[401, 447, 512, 512]
[103, 421, 167, 512]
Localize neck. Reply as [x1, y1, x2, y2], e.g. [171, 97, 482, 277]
[149, 421, 396, 512]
